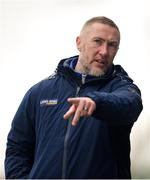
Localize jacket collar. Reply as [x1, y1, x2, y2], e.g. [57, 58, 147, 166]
[56, 55, 133, 84]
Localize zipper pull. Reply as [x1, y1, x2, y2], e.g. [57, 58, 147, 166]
[82, 74, 86, 84]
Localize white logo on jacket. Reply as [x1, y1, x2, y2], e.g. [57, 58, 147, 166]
[40, 99, 58, 106]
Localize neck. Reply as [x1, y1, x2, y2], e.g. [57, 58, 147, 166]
[75, 58, 88, 75]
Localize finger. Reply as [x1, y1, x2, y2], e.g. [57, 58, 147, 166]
[71, 100, 85, 126]
[83, 101, 90, 116]
[67, 98, 81, 104]
[81, 107, 89, 117]
[87, 102, 96, 116]
[72, 110, 81, 126]
[63, 105, 75, 120]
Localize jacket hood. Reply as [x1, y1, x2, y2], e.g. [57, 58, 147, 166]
[113, 65, 133, 82]
[56, 55, 133, 83]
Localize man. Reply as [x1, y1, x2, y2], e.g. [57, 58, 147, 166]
[5, 16, 143, 179]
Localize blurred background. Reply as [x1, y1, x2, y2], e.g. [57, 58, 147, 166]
[0, 0, 150, 178]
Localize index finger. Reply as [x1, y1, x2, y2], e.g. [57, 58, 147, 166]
[67, 98, 81, 104]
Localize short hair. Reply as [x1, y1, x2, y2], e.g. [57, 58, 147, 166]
[81, 16, 120, 35]
[80, 16, 120, 41]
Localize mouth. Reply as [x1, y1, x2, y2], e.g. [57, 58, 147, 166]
[94, 59, 106, 67]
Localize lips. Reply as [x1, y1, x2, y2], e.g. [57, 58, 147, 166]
[94, 59, 106, 66]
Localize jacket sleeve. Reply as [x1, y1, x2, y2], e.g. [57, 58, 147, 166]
[86, 81, 143, 125]
[5, 88, 36, 179]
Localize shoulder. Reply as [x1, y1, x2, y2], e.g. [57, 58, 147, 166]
[111, 65, 141, 94]
[113, 65, 133, 83]
[24, 72, 58, 98]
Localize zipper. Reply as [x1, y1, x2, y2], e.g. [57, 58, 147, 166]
[62, 74, 86, 179]
[62, 86, 80, 179]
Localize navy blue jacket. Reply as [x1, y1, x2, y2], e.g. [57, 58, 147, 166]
[5, 56, 143, 179]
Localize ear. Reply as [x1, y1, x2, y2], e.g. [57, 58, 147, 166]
[76, 36, 81, 51]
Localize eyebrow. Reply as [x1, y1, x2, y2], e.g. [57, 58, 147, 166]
[92, 37, 119, 43]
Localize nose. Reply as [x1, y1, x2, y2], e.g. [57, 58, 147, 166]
[98, 43, 108, 56]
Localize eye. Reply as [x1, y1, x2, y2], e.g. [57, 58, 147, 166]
[93, 39, 103, 45]
[108, 42, 119, 49]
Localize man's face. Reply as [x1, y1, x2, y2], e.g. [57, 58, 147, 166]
[76, 23, 120, 76]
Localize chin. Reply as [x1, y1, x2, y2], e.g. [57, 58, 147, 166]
[89, 68, 106, 77]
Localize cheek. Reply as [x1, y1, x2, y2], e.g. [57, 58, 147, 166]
[108, 51, 117, 61]
[111, 50, 118, 58]
[81, 45, 96, 63]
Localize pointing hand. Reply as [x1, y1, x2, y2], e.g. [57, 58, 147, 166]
[63, 97, 96, 126]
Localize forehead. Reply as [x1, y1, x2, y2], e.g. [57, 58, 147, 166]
[83, 22, 120, 41]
